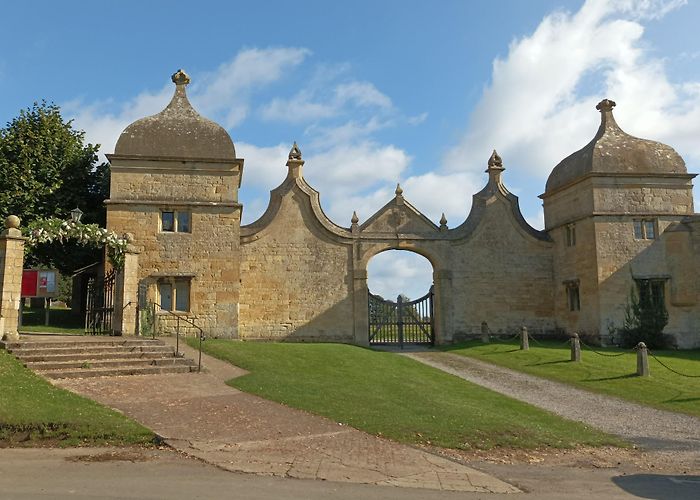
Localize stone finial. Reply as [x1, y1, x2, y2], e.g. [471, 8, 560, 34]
[395, 183, 403, 196]
[487, 149, 503, 169]
[4, 215, 20, 229]
[596, 99, 616, 113]
[286, 141, 305, 179]
[289, 141, 302, 161]
[351, 211, 359, 225]
[439, 213, 447, 231]
[171, 69, 191, 86]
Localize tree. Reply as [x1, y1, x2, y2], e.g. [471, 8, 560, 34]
[618, 283, 669, 349]
[0, 101, 110, 273]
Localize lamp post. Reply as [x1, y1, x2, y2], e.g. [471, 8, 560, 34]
[70, 207, 83, 223]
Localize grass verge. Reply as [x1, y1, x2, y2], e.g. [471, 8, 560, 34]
[0, 350, 155, 446]
[444, 340, 700, 417]
[192, 340, 624, 450]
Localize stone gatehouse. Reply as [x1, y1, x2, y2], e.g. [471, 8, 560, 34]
[104, 70, 700, 348]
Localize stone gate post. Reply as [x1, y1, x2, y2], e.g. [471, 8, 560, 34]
[113, 236, 139, 336]
[352, 269, 369, 346]
[0, 216, 26, 342]
[433, 269, 453, 345]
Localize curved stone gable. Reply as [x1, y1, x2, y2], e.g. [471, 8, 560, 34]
[238, 148, 555, 343]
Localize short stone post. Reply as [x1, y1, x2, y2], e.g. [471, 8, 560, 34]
[520, 326, 529, 350]
[570, 333, 581, 362]
[480, 321, 490, 343]
[636, 342, 650, 377]
[0, 216, 26, 342]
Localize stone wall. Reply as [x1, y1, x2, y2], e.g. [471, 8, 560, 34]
[450, 200, 555, 337]
[240, 181, 354, 342]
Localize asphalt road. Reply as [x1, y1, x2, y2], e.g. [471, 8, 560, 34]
[1, 448, 698, 500]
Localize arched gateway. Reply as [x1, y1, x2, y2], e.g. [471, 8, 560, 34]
[83, 70, 700, 349]
[101, 71, 555, 345]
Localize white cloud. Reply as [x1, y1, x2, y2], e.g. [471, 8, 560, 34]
[236, 142, 290, 190]
[442, 0, 700, 184]
[304, 141, 411, 222]
[66, 47, 310, 159]
[367, 250, 434, 299]
[259, 80, 392, 123]
[194, 47, 310, 128]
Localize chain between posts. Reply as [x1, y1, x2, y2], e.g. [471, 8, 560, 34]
[487, 327, 698, 379]
[577, 337, 630, 357]
[648, 350, 700, 378]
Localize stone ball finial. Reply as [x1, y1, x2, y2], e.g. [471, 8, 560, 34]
[596, 99, 616, 112]
[351, 211, 359, 225]
[395, 183, 403, 196]
[5, 215, 20, 229]
[171, 69, 191, 86]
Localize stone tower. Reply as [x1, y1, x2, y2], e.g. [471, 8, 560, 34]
[106, 70, 244, 337]
[541, 99, 695, 342]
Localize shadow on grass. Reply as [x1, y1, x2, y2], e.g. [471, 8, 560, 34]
[527, 359, 570, 366]
[663, 397, 700, 404]
[584, 373, 638, 382]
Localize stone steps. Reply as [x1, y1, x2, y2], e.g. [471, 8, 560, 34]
[1, 337, 197, 379]
[37, 364, 194, 379]
[9, 345, 174, 357]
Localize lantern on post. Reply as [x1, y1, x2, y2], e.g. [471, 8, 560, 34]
[70, 207, 83, 223]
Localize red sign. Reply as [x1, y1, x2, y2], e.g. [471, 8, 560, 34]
[21, 269, 57, 298]
[21, 270, 38, 297]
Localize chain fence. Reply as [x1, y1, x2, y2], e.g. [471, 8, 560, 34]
[648, 350, 700, 378]
[482, 329, 700, 379]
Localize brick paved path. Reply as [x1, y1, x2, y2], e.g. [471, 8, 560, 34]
[54, 339, 517, 494]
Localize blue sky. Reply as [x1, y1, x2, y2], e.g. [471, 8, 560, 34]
[2, 0, 699, 299]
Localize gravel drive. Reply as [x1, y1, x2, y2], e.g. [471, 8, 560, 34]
[404, 351, 700, 452]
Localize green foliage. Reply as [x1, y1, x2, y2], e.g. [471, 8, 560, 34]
[0, 101, 110, 273]
[619, 285, 669, 349]
[190, 340, 622, 450]
[0, 351, 154, 445]
[55, 272, 73, 306]
[24, 218, 128, 270]
[445, 340, 700, 417]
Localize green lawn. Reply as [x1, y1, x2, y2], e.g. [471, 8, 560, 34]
[444, 340, 700, 417]
[0, 350, 155, 446]
[191, 340, 624, 450]
[20, 307, 85, 334]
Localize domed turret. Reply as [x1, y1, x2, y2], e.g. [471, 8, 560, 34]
[545, 99, 686, 193]
[114, 69, 236, 160]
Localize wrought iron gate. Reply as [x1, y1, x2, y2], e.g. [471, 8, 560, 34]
[368, 286, 434, 346]
[85, 270, 115, 335]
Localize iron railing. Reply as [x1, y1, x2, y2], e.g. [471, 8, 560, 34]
[149, 302, 205, 372]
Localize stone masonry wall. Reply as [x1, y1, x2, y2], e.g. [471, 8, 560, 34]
[239, 191, 354, 341]
[450, 201, 555, 337]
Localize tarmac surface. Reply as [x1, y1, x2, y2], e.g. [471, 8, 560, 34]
[2, 444, 700, 499]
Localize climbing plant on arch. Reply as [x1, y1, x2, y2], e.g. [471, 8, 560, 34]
[24, 218, 128, 269]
